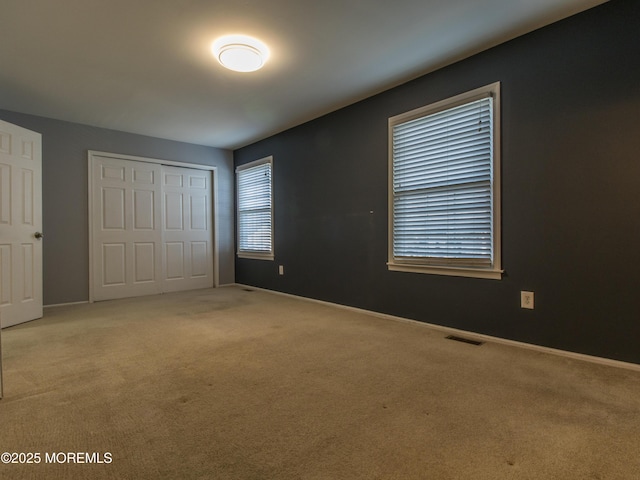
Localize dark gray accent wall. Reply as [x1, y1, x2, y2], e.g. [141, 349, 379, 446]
[0, 110, 234, 305]
[234, 0, 640, 364]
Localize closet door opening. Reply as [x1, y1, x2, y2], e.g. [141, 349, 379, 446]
[89, 152, 215, 302]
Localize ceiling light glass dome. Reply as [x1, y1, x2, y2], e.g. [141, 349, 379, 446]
[212, 35, 270, 72]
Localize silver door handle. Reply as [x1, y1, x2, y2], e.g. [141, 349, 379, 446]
[34, 232, 43, 239]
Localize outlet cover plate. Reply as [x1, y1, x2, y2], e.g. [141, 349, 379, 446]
[521, 291, 534, 309]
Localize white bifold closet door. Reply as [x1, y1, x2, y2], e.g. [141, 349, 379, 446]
[91, 155, 213, 302]
[161, 166, 212, 293]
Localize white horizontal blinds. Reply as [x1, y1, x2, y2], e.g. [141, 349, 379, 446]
[237, 161, 272, 254]
[392, 96, 493, 265]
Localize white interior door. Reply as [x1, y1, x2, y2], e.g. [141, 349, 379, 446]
[90, 155, 213, 301]
[0, 119, 43, 328]
[91, 156, 163, 301]
[162, 166, 213, 292]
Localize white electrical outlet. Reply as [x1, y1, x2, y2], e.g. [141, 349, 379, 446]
[521, 291, 534, 310]
[278, 265, 284, 275]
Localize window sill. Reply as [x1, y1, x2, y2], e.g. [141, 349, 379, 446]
[237, 252, 274, 261]
[388, 262, 503, 280]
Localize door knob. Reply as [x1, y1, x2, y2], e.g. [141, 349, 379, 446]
[34, 232, 43, 239]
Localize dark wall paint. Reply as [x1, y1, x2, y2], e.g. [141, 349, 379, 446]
[234, 0, 640, 364]
[0, 111, 235, 305]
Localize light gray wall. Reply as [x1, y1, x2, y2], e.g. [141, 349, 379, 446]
[0, 110, 234, 305]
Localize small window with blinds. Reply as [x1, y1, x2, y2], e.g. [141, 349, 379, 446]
[236, 156, 274, 260]
[388, 83, 502, 279]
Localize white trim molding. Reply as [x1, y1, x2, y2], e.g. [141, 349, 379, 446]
[44, 301, 90, 309]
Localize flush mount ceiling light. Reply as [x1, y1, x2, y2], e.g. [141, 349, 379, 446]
[212, 35, 270, 72]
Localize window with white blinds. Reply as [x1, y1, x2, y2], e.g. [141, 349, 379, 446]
[236, 156, 274, 260]
[388, 83, 502, 279]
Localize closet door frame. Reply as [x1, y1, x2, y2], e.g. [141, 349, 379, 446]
[88, 150, 219, 303]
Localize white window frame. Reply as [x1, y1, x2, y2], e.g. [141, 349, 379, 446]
[387, 82, 502, 280]
[236, 156, 274, 260]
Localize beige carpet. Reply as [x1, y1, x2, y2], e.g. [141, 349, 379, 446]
[0, 286, 639, 479]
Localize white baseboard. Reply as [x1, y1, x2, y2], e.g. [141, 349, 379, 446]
[44, 301, 89, 309]
[234, 283, 640, 373]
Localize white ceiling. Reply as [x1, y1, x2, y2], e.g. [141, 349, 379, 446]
[0, 0, 606, 150]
